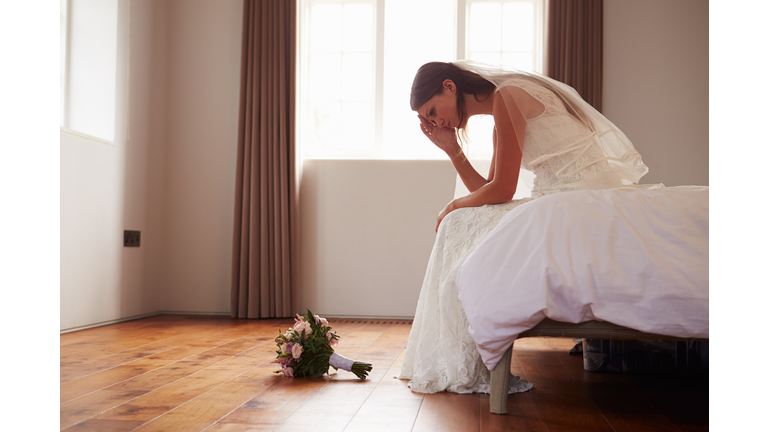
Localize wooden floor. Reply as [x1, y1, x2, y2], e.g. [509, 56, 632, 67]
[60, 315, 708, 432]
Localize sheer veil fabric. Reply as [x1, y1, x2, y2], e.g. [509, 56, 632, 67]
[453, 60, 651, 189]
[399, 61, 658, 395]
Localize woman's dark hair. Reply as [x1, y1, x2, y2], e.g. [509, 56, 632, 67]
[410, 62, 495, 131]
[411, 61, 595, 138]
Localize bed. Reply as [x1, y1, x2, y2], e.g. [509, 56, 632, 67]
[454, 186, 709, 415]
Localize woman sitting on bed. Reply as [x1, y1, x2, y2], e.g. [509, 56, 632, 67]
[399, 61, 658, 394]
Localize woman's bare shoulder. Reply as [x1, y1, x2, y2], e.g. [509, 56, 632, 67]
[495, 85, 545, 119]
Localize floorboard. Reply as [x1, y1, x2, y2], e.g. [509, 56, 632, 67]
[60, 316, 708, 431]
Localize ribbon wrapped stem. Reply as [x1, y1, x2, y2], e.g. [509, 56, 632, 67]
[329, 352, 373, 379]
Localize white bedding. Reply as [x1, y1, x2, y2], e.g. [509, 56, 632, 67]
[455, 186, 709, 370]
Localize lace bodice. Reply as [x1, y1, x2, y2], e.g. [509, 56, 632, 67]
[507, 78, 618, 197]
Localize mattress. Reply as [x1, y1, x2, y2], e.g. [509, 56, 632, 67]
[455, 186, 709, 370]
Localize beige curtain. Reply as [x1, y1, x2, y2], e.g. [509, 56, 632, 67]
[546, 0, 603, 111]
[231, 0, 297, 319]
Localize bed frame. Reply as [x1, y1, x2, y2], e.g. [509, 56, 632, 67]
[489, 318, 708, 415]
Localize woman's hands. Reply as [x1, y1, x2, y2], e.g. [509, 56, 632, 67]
[418, 115, 460, 156]
[418, 115, 466, 232]
[436, 199, 459, 233]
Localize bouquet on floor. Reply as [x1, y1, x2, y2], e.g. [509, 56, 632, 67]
[273, 309, 372, 379]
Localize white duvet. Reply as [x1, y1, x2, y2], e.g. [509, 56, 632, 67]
[455, 186, 709, 370]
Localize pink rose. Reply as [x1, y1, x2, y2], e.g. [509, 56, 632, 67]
[294, 314, 307, 327]
[313, 314, 329, 327]
[293, 321, 311, 338]
[291, 343, 303, 360]
[282, 366, 294, 377]
[331, 337, 339, 348]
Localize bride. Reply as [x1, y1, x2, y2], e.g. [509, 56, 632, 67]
[398, 61, 654, 394]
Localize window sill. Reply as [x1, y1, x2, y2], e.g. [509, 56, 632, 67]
[60, 127, 114, 147]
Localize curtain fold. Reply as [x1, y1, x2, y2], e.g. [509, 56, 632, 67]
[546, 0, 603, 111]
[231, 0, 297, 319]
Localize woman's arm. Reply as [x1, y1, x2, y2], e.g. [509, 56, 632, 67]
[435, 86, 543, 231]
[418, 115, 488, 192]
[488, 127, 498, 182]
[448, 145, 489, 193]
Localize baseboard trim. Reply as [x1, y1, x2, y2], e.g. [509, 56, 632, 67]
[321, 314, 415, 321]
[60, 311, 415, 333]
[159, 310, 232, 317]
[60, 312, 163, 334]
[60, 310, 232, 334]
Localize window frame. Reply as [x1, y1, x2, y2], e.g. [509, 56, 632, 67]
[61, 0, 70, 129]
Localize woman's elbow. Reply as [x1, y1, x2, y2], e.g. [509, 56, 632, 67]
[500, 188, 517, 202]
[491, 181, 518, 203]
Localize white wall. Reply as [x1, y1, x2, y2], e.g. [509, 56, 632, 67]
[61, 0, 242, 331]
[61, 0, 167, 330]
[298, 160, 455, 318]
[603, 0, 708, 186]
[160, 0, 243, 313]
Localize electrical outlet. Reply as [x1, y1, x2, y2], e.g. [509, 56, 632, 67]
[124, 230, 141, 247]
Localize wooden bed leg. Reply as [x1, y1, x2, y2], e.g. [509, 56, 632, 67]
[489, 344, 513, 415]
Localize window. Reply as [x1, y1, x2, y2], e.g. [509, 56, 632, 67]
[466, 0, 542, 72]
[299, 0, 543, 159]
[300, 0, 377, 158]
[60, 0, 118, 144]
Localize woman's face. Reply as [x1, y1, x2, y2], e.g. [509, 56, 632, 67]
[416, 79, 460, 129]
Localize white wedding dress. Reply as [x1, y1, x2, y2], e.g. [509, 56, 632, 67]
[399, 75, 655, 394]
